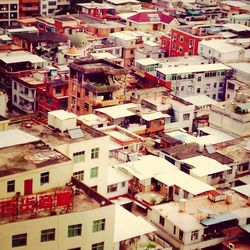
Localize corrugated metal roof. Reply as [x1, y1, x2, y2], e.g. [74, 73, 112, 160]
[201, 212, 237, 226]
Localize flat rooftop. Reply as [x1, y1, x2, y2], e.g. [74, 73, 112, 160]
[161, 142, 234, 164]
[0, 141, 70, 177]
[213, 136, 250, 163]
[157, 63, 231, 75]
[0, 51, 45, 64]
[10, 121, 106, 147]
[0, 182, 109, 225]
[153, 192, 249, 232]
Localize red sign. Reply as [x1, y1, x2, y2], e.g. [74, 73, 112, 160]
[0, 189, 73, 218]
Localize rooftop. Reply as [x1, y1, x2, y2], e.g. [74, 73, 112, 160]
[0, 51, 45, 65]
[114, 155, 177, 180]
[183, 95, 218, 107]
[167, 127, 234, 146]
[14, 32, 68, 43]
[153, 192, 249, 231]
[213, 136, 250, 163]
[69, 58, 127, 75]
[154, 170, 214, 196]
[182, 155, 231, 177]
[10, 120, 106, 147]
[0, 179, 112, 225]
[161, 142, 234, 164]
[157, 63, 231, 75]
[0, 140, 70, 178]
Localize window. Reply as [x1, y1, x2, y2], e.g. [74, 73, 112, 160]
[93, 219, 105, 232]
[172, 44, 176, 50]
[130, 50, 133, 55]
[107, 184, 117, 193]
[72, 97, 76, 104]
[7, 180, 15, 193]
[91, 148, 99, 159]
[68, 248, 81, 250]
[181, 86, 184, 91]
[90, 167, 98, 178]
[214, 83, 217, 88]
[121, 181, 126, 187]
[183, 113, 190, 121]
[159, 215, 165, 226]
[84, 102, 89, 111]
[219, 82, 224, 87]
[179, 230, 183, 240]
[73, 171, 84, 181]
[55, 86, 61, 94]
[68, 224, 82, 237]
[198, 77, 201, 82]
[73, 151, 85, 163]
[197, 88, 200, 93]
[191, 230, 199, 241]
[180, 36, 184, 42]
[47, 97, 51, 104]
[213, 94, 216, 99]
[12, 234, 27, 247]
[179, 46, 183, 53]
[40, 172, 49, 185]
[92, 242, 104, 250]
[173, 226, 176, 234]
[41, 228, 55, 242]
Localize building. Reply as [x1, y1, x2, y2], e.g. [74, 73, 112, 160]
[11, 71, 45, 114]
[39, 0, 71, 16]
[0, 0, 19, 27]
[230, 14, 250, 27]
[149, 193, 250, 250]
[196, 0, 218, 6]
[225, 63, 250, 101]
[167, 25, 223, 57]
[156, 63, 231, 101]
[19, 0, 39, 18]
[68, 58, 128, 115]
[125, 11, 179, 33]
[95, 103, 168, 136]
[198, 38, 250, 63]
[103, 0, 142, 13]
[37, 78, 68, 114]
[209, 93, 250, 137]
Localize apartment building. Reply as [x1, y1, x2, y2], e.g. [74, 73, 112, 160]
[209, 93, 250, 137]
[149, 193, 250, 250]
[0, 0, 18, 27]
[19, 0, 39, 18]
[198, 38, 250, 63]
[156, 63, 231, 101]
[68, 58, 128, 115]
[230, 14, 250, 27]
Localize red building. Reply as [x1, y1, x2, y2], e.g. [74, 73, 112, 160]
[37, 78, 68, 114]
[164, 26, 223, 57]
[19, 0, 39, 18]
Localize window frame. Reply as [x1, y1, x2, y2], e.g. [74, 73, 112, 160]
[93, 219, 105, 232]
[7, 180, 15, 193]
[68, 224, 82, 237]
[40, 172, 49, 185]
[41, 228, 55, 242]
[12, 233, 27, 248]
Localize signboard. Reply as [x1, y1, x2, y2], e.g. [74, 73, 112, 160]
[0, 189, 73, 218]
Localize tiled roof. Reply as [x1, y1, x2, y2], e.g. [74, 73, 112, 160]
[128, 12, 174, 24]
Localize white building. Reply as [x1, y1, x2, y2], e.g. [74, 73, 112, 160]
[209, 94, 250, 137]
[198, 38, 250, 63]
[40, 0, 71, 16]
[103, 0, 141, 13]
[0, 90, 8, 118]
[149, 193, 250, 250]
[196, 0, 218, 6]
[0, 129, 72, 199]
[0, 0, 18, 27]
[229, 14, 250, 27]
[156, 63, 231, 101]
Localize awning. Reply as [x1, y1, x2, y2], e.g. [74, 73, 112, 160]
[201, 212, 237, 226]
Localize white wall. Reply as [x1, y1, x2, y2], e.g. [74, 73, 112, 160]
[56, 135, 110, 195]
[0, 161, 72, 199]
[0, 203, 116, 250]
